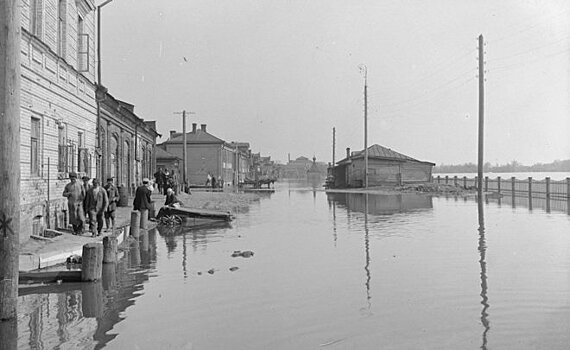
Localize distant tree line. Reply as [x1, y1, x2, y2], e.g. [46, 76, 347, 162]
[434, 159, 570, 173]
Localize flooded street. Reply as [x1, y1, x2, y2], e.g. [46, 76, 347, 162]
[17, 180, 570, 349]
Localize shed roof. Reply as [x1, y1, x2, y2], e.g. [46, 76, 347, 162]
[338, 144, 434, 165]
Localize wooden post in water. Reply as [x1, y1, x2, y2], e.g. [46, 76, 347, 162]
[454, 176, 458, 186]
[102, 236, 118, 263]
[445, 175, 449, 185]
[81, 243, 103, 282]
[130, 211, 140, 238]
[0, 0, 21, 322]
[463, 176, 467, 189]
[528, 177, 533, 210]
[511, 177, 516, 204]
[497, 176, 501, 194]
[545, 177, 551, 212]
[437, 175, 440, 184]
[484, 177, 489, 192]
[139, 209, 148, 230]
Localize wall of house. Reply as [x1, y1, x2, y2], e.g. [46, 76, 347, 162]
[401, 162, 433, 183]
[162, 143, 220, 186]
[19, 0, 97, 242]
[339, 159, 433, 188]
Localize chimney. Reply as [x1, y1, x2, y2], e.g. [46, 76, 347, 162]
[346, 147, 350, 159]
[170, 130, 176, 139]
[201, 124, 207, 132]
[192, 123, 197, 133]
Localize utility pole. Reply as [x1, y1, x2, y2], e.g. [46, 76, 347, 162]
[174, 110, 195, 189]
[477, 34, 485, 197]
[0, 0, 21, 321]
[359, 65, 369, 189]
[332, 127, 336, 165]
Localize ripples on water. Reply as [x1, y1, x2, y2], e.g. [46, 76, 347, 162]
[15, 180, 570, 349]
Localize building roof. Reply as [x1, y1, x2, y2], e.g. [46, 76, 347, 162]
[156, 148, 181, 160]
[338, 144, 435, 165]
[165, 130, 224, 144]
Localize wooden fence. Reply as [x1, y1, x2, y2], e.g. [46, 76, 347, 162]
[434, 175, 570, 200]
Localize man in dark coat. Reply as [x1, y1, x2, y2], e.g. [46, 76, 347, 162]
[62, 171, 85, 235]
[104, 177, 120, 231]
[84, 178, 109, 237]
[133, 178, 153, 211]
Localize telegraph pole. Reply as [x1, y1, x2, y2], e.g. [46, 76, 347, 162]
[360, 65, 369, 189]
[174, 110, 195, 190]
[332, 127, 336, 165]
[0, 0, 21, 321]
[477, 35, 485, 197]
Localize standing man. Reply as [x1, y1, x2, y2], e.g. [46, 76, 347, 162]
[62, 172, 85, 235]
[104, 177, 119, 232]
[84, 178, 109, 237]
[133, 178, 153, 213]
[154, 168, 163, 194]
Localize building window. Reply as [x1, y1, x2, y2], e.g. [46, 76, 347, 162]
[77, 15, 89, 72]
[77, 131, 88, 174]
[29, 0, 43, 38]
[30, 118, 41, 175]
[58, 125, 69, 173]
[57, 0, 66, 57]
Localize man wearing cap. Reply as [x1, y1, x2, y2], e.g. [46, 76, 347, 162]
[84, 178, 109, 237]
[133, 178, 153, 212]
[62, 172, 86, 235]
[104, 177, 120, 231]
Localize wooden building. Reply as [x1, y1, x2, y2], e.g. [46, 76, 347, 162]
[18, 0, 99, 241]
[332, 144, 435, 188]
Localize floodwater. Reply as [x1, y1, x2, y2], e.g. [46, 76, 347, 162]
[14, 180, 570, 349]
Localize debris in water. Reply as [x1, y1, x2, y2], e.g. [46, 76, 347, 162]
[229, 267, 239, 272]
[207, 269, 215, 275]
[231, 250, 254, 258]
[319, 338, 345, 347]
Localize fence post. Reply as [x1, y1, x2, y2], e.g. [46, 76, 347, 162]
[484, 176, 489, 192]
[437, 175, 440, 184]
[463, 176, 467, 188]
[475, 176, 478, 190]
[453, 176, 458, 186]
[497, 176, 501, 194]
[546, 177, 551, 213]
[445, 175, 449, 185]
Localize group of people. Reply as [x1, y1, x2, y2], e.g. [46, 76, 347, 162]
[153, 168, 178, 195]
[62, 173, 120, 237]
[205, 173, 223, 189]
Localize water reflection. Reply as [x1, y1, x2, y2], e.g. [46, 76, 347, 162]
[363, 194, 372, 313]
[327, 192, 433, 215]
[478, 195, 490, 350]
[17, 229, 159, 349]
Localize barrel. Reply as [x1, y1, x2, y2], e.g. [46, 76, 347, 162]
[118, 185, 129, 207]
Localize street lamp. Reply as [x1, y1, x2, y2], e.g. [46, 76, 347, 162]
[358, 64, 368, 189]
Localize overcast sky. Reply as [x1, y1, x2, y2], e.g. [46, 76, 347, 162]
[101, 0, 569, 165]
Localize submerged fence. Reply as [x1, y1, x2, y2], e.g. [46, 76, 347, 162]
[434, 175, 570, 200]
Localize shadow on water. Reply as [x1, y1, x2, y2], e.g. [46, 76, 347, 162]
[16, 229, 159, 349]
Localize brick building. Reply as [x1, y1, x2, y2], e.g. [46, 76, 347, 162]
[97, 89, 160, 192]
[19, 0, 98, 241]
[158, 123, 240, 187]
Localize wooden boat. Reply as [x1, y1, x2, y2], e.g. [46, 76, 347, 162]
[156, 206, 233, 221]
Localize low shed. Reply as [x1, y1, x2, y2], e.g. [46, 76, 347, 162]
[333, 144, 435, 188]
